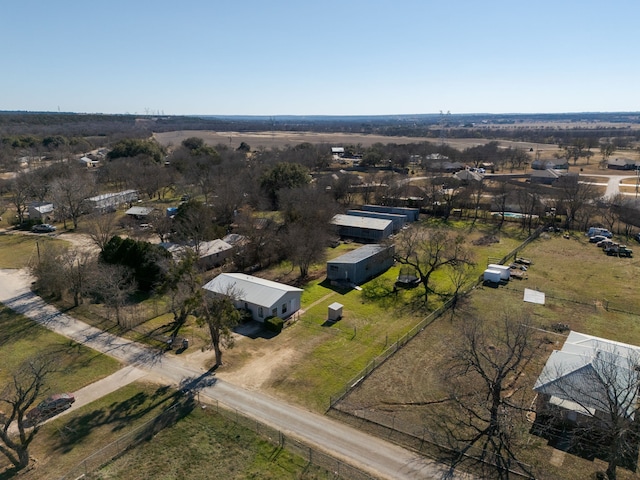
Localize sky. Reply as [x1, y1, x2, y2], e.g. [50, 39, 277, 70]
[2, 0, 639, 116]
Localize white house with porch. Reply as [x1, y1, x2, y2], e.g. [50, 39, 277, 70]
[202, 273, 302, 322]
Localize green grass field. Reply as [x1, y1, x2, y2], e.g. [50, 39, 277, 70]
[0, 233, 69, 269]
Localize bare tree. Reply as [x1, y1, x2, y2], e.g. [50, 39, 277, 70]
[0, 358, 55, 471]
[50, 168, 95, 229]
[439, 311, 539, 479]
[394, 227, 473, 305]
[198, 286, 243, 366]
[8, 172, 32, 225]
[554, 175, 599, 230]
[88, 263, 136, 326]
[84, 212, 119, 252]
[162, 251, 202, 337]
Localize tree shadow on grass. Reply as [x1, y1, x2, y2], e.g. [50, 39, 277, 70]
[53, 385, 182, 454]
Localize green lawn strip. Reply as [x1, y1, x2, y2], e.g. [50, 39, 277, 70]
[92, 404, 332, 480]
[0, 305, 121, 398]
[0, 233, 69, 269]
[12, 382, 182, 479]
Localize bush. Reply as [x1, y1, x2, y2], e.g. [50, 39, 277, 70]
[264, 316, 283, 333]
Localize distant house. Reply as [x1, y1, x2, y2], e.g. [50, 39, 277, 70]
[160, 239, 234, 269]
[79, 156, 99, 167]
[607, 158, 638, 170]
[327, 244, 395, 285]
[202, 273, 303, 322]
[331, 147, 345, 157]
[331, 214, 393, 243]
[125, 206, 154, 219]
[454, 169, 483, 183]
[197, 239, 234, 269]
[529, 169, 565, 185]
[533, 331, 640, 426]
[28, 202, 54, 221]
[86, 190, 138, 212]
[531, 158, 569, 170]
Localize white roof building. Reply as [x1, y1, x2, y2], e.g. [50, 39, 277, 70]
[534, 331, 640, 421]
[202, 273, 302, 323]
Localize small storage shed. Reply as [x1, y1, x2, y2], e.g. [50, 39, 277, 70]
[488, 264, 511, 281]
[328, 302, 343, 321]
[483, 269, 502, 284]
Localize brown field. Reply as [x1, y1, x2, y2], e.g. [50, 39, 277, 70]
[333, 232, 640, 480]
[153, 130, 565, 159]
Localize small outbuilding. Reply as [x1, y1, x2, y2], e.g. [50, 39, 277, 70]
[125, 206, 154, 219]
[346, 209, 407, 232]
[328, 302, 343, 321]
[487, 264, 511, 281]
[202, 273, 303, 323]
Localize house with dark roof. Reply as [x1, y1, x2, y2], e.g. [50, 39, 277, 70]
[531, 158, 569, 170]
[607, 158, 639, 171]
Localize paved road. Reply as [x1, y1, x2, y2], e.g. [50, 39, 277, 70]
[0, 269, 470, 480]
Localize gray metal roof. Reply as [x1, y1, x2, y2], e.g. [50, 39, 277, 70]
[125, 206, 154, 216]
[331, 214, 392, 231]
[328, 244, 391, 265]
[202, 273, 302, 307]
[534, 331, 640, 419]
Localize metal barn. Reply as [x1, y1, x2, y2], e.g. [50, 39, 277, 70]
[327, 244, 395, 285]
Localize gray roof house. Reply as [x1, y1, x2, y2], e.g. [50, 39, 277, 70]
[607, 158, 639, 171]
[533, 331, 640, 425]
[160, 239, 234, 270]
[331, 214, 393, 243]
[202, 273, 303, 323]
[327, 244, 395, 285]
[28, 202, 54, 220]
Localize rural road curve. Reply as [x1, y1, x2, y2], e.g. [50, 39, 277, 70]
[0, 269, 471, 480]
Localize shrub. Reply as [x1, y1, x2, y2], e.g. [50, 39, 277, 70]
[264, 316, 283, 333]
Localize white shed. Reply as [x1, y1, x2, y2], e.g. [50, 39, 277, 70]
[483, 269, 502, 284]
[328, 302, 343, 321]
[488, 264, 511, 281]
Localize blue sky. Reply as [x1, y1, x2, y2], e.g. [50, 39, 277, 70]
[2, 0, 639, 116]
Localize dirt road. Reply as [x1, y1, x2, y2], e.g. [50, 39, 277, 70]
[0, 268, 472, 480]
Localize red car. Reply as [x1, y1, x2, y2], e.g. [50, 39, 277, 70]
[25, 393, 75, 425]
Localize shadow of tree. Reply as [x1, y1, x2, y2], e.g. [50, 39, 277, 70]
[54, 386, 181, 454]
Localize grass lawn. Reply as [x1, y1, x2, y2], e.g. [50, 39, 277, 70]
[0, 305, 121, 402]
[92, 397, 333, 480]
[0, 232, 69, 269]
[332, 230, 640, 480]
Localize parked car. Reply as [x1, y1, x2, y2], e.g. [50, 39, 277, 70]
[25, 393, 75, 425]
[597, 239, 617, 249]
[589, 235, 607, 243]
[32, 224, 56, 233]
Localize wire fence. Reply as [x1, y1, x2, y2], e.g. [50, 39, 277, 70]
[59, 394, 375, 480]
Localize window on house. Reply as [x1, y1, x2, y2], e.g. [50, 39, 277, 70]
[282, 303, 287, 314]
[258, 307, 263, 318]
[272, 308, 277, 317]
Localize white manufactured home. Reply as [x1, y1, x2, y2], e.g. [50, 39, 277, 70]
[202, 273, 303, 322]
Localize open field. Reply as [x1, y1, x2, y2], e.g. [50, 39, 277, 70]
[333, 230, 640, 480]
[153, 130, 567, 159]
